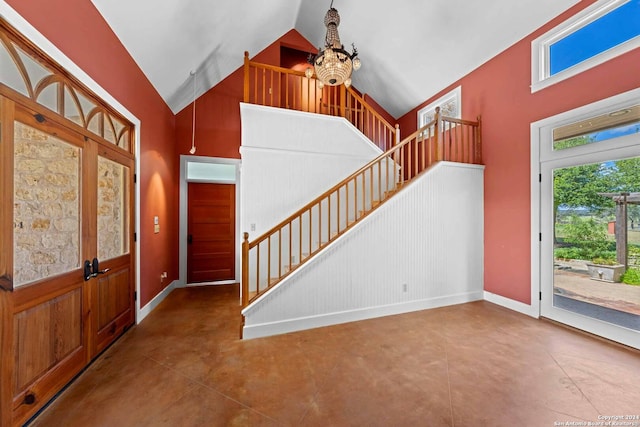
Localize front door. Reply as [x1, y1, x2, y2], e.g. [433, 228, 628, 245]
[8, 104, 135, 422]
[187, 183, 235, 283]
[0, 23, 136, 425]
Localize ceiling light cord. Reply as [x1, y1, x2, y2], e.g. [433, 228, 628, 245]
[190, 70, 197, 154]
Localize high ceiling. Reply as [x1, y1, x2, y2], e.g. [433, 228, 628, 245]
[91, 0, 579, 118]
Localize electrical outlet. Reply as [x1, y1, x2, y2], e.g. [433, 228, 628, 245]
[402, 283, 407, 292]
[251, 223, 256, 231]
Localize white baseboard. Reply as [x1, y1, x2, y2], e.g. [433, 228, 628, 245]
[483, 291, 539, 318]
[137, 280, 178, 324]
[242, 291, 484, 340]
[182, 280, 237, 287]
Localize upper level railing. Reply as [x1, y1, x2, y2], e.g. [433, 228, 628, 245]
[241, 107, 482, 312]
[244, 52, 399, 151]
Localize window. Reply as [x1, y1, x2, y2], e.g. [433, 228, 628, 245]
[531, 0, 640, 92]
[187, 161, 236, 182]
[417, 86, 461, 129]
[553, 104, 640, 150]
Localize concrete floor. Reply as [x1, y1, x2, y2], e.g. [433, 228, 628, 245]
[30, 285, 640, 426]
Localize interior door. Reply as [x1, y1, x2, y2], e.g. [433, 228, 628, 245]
[187, 183, 235, 283]
[540, 146, 640, 349]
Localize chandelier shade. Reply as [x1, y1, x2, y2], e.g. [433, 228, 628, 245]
[308, 2, 360, 87]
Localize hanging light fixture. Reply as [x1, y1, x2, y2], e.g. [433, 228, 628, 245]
[189, 70, 197, 154]
[306, 0, 360, 88]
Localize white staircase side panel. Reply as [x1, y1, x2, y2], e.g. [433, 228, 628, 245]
[240, 103, 382, 241]
[240, 103, 382, 156]
[242, 162, 485, 339]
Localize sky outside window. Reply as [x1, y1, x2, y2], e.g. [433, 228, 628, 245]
[549, 0, 640, 75]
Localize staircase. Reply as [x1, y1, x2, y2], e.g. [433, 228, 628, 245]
[240, 54, 483, 338]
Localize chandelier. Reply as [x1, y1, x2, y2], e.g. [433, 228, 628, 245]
[305, 1, 361, 88]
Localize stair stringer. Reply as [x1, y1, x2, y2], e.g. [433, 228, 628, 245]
[242, 161, 485, 339]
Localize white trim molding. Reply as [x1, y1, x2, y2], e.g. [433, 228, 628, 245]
[0, 1, 145, 324]
[138, 280, 178, 322]
[179, 155, 242, 287]
[244, 291, 484, 340]
[483, 292, 539, 318]
[418, 86, 462, 128]
[531, 0, 640, 93]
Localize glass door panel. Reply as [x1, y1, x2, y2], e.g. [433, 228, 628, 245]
[13, 121, 80, 286]
[92, 148, 134, 356]
[541, 150, 640, 349]
[97, 155, 130, 261]
[552, 160, 640, 331]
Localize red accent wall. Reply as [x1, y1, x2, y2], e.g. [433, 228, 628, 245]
[7, 0, 178, 306]
[174, 30, 317, 158]
[397, 0, 640, 304]
[175, 29, 397, 158]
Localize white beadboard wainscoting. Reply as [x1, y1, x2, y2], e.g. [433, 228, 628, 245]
[240, 103, 382, 241]
[242, 162, 485, 339]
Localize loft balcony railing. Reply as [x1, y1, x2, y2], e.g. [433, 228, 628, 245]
[244, 51, 399, 151]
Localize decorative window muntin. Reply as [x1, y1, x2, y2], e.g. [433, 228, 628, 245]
[0, 25, 133, 152]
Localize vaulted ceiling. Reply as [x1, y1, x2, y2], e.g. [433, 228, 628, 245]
[91, 0, 580, 118]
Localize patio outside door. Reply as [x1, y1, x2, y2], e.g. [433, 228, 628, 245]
[539, 134, 640, 349]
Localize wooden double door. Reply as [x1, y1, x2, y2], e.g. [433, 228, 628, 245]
[0, 98, 135, 426]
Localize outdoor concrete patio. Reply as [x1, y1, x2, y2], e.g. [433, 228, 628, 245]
[554, 261, 640, 316]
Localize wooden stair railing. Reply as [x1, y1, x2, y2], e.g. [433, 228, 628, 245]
[244, 52, 399, 151]
[241, 108, 482, 324]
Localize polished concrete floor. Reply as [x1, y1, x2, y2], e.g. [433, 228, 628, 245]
[31, 284, 640, 426]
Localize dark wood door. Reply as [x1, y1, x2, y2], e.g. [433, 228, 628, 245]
[187, 183, 235, 283]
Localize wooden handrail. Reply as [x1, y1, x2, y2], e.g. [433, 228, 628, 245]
[246, 116, 437, 249]
[241, 108, 482, 310]
[346, 87, 395, 136]
[244, 52, 399, 150]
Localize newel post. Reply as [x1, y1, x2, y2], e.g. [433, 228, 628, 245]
[241, 232, 249, 307]
[434, 107, 441, 161]
[475, 115, 483, 164]
[395, 124, 400, 148]
[243, 51, 250, 104]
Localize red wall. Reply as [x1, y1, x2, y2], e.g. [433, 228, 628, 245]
[7, 0, 178, 306]
[175, 30, 318, 158]
[175, 29, 397, 158]
[398, 0, 640, 304]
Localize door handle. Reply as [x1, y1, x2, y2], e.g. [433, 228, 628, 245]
[84, 258, 110, 281]
[92, 257, 110, 275]
[188, 234, 193, 244]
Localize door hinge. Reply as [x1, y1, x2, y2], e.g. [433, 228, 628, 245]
[539, 233, 542, 242]
[134, 291, 137, 301]
[134, 173, 137, 184]
[539, 291, 542, 301]
[539, 173, 542, 183]
[134, 232, 137, 242]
